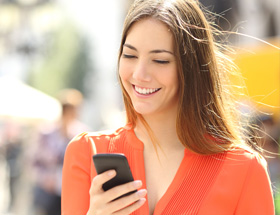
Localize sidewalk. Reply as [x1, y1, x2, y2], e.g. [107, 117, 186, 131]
[0, 154, 33, 215]
[0, 155, 10, 215]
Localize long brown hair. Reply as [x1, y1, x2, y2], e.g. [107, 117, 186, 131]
[118, 0, 255, 154]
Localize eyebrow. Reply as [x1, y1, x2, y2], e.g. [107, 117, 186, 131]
[123, 43, 174, 55]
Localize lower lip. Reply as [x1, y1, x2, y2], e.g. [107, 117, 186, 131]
[133, 85, 160, 98]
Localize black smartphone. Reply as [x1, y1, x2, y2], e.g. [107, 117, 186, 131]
[92, 153, 137, 199]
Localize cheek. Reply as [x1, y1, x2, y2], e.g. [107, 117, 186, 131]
[119, 60, 130, 83]
[168, 68, 180, 97]
[119, 61, 132, 93]
[162, 66, 179, 89]
[173, 72, 179, 89]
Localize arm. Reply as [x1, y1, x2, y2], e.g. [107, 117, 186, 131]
[62, 133, 92, 215]
[62, 132, 147, 215]
[235, 154, 275, 214]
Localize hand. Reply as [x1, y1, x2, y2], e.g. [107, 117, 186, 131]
[87, 170, 147, 215]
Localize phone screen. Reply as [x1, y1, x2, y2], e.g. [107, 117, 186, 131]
[93, 153, 137, 199]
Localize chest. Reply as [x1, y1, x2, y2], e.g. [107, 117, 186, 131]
[143, 150, 185, 215]
[125, 149, 232, 215]
[104, 132, 234, 214]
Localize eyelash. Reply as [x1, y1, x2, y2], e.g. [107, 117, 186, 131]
[154, 60, 169, 64]
[122, 54, 136, 59]
[122, 54, 169, 64]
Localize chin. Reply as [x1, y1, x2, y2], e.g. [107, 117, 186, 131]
[133, 105, 154, 116]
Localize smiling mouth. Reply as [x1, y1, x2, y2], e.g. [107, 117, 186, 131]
[133, 85, 161, 95]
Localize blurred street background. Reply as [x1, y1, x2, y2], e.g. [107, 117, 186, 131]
[0, 0, 279, 214]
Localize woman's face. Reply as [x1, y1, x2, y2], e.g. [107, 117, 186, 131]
[119, 18, 179, 117]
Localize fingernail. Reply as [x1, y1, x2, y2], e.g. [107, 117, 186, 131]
[138, 198, 146, 204]
[133, 180, 142, 188]
[107, 170, 116, 177]
[137, 189, 147, 197]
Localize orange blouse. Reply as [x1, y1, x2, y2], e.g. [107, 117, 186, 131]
[62, 126, 275, 215]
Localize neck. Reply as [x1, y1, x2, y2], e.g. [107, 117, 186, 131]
[134, 110, 182, 151]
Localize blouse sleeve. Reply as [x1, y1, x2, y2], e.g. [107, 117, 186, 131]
[235, 154, 275, 214]
[61, 133, 92, 215]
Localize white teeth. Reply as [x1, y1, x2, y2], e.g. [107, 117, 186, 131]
[135, 86, 159, 95]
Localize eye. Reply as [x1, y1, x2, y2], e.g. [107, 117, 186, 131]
[154, 60, 170, 64]
[122, 54, 137, 59]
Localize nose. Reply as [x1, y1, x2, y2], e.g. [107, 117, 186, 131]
[132, 60, 151, 82]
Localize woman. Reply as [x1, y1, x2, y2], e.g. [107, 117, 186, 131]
[62, 0, 274, 214]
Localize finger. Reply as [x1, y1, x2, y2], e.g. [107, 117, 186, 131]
[90, 170, 116, 195]
[113, 197, 146, 215]
[104, 180, 143, 201]
[109, 189, 147, 213]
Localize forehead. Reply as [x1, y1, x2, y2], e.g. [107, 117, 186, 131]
[125, 18, 174, 51]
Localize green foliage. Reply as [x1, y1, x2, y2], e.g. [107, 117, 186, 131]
[28, 20, 92, 97]
[66, 36, 92, 97]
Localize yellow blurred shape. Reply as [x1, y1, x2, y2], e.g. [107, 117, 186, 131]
[233, 37, 280, 119]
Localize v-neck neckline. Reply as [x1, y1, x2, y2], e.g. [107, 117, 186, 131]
[152, 148, 192, 214]
[127, 127, 193, 215]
